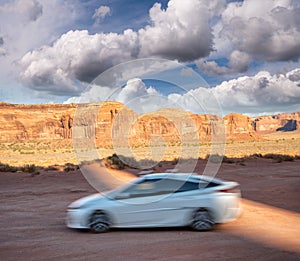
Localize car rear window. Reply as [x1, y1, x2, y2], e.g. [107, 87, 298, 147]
[176, 180, 219, 192]
[176, 181, 199, 192]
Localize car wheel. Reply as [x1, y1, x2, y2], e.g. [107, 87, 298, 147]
[89, 211, 110, 233]
[191, 209, 215, 231]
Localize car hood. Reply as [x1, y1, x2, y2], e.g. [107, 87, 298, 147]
[68, 193, 108, 209]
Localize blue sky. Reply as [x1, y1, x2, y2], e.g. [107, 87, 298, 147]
[0, 0, 300, 115]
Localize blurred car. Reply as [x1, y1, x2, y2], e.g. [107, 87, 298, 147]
[67, 173, 241, 233]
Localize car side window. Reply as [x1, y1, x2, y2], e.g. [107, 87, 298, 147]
[176, 181, 200, 192]
[121, 178, 212, 198]
[122, 179, 160, 197]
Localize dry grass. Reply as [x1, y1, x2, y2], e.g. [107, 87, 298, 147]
[0, 133, 299, 167]
[0, 162, 40, 173]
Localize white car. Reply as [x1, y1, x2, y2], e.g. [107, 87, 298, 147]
[67, 173, 241, 233]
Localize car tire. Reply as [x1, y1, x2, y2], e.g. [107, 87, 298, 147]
[89, 211, 111, 233]
[191, 208, 215, 231]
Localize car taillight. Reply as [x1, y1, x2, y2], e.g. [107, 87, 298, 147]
[219, 186, 240, 194]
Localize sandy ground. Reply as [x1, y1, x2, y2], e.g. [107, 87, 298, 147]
[0, 158, 299, 260]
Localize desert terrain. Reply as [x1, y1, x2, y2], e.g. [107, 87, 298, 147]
[0, 102, 299, 167]
[0, 157, 299, 260]
[0, 103, 300, 260]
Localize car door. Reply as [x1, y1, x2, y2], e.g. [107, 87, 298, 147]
[143, 180, 202, 226]
[109, 178, 165, 227]
[110, 178, 201, 227]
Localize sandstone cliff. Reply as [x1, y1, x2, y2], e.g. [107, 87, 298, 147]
[252, 112, 300, 133]
[224, 113, 258, 140]
[0, 102, 298, 147]
[0, 102, 76, 141]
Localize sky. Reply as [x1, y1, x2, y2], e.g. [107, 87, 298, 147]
[0, 0, 300, 115]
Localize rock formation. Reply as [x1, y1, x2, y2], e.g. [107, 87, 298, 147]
[0, 102, 299, 147]
[252, 112, 300, 133]
[224, 113, 258, 140]
[0, 103, 76, 141]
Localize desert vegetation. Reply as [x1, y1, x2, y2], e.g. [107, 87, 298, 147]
[0, 135, 299, 169]
[0, 162, 78, 173]
[0, 162, 40, 173]
[1, 151, 299, 174]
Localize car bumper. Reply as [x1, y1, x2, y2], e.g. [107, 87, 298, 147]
[66, 209, 89, 229]
[212, 195, 242, 223]
[222, 198, 242, 222]
[223, 206, 242, 222]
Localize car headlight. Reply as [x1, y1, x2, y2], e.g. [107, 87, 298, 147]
[68, 203, 92, 210]
[68, 206, 82, 210]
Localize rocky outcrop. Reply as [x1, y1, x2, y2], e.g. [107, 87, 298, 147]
[128, 109, 225, 147]
[224, 113, 258, 140]
[0, 102, 299, 146]
[129, 109, 183, 147]
[0, 101, 128, 143]
[0, 103, 76, 141]
[192, 114, 225, 142]
[252, 112, 300, 133]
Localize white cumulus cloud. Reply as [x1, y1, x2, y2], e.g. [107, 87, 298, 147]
[6, 0, 300, 109]
[0, 0, 43, 22]
[116, 78, 159, 104]
[18, 0, 226, 95]
[197, 50, 251, 75]
[65, 68, 300, 115]
[199, 0, 300, 75]
[65, 78, 177, 114]
[93, 5, 110, 19]
[169, 68, 300, 115]
[221, 0, 300, 62]
[93, 5, 111, 25]
[0, 0, 89, 101]
[19, 29, 139, 95]
[138, 0, 225, 61]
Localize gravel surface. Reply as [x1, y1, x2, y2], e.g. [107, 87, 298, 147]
[0, 158, 299, 260]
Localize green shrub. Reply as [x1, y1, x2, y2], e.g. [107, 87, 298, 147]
[45, 165, 61, 171]
[64, 163, 79, 172]
[263, 154, 295, 162]
[20, 164, 39, 173]
[206, 154, 223, 164]
[222, 156, 236, 164]
[251, 153, 263, 158]
[0, 163, 18, 172]
[103, 154, 125, 170]
[205, 154, 245, 164]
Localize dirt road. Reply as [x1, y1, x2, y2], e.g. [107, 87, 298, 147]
[0, 159, 299, 260]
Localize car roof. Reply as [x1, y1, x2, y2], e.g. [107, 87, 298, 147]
[143, 173, 223, 183]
